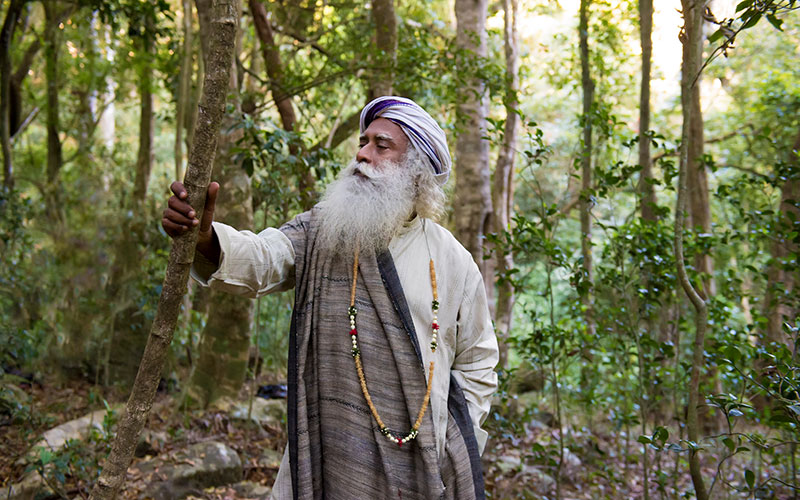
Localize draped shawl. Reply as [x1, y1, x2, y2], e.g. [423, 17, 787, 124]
[279, 210, 485, 500]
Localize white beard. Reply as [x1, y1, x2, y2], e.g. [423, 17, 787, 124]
[316, 158, 417, 257]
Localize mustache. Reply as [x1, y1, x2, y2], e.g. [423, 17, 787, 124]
[351, 161, 390, 180]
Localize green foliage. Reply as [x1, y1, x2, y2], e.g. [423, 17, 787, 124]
[26, 404, 116, 499]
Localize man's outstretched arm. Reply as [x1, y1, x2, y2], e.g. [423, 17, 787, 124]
[161, 180, 296, 298]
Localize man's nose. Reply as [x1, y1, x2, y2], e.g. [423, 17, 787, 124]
[356, 144, 372, 164]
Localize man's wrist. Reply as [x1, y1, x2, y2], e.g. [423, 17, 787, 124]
[196, 227, 221, 266]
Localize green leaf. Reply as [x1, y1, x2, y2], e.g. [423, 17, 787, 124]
[637, 435, 652, 445]
[722, 437, 735, 452]
[766, 13, 784, 31]
[742, 12, 762, 29]
[735, 0, 753, 12]
[729, 408, 744, 417]
[745, 468, 755, 489]
[708, 28, 724, 43]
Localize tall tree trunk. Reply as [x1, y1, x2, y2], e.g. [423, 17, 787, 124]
[186, 0, 254, 408]
[764, 127, 800, 345]
[638, 0, 655, 222]
[637, 3, 655, 495]
[249, 0, 315, 209]
[490, 0, 519, 371]
[0, 0, 24, 189]
[682, 1, 715, 298]
[133, 22, 154, 205]
[89, 1, 241, 497]
[678, 2, 710, 498]
[453, 0, 491, 280]
[578, 0, 596, 337]
[43, 0, 63, 220]
[367, 0, 396, 99]
[175, 0, 194, 180]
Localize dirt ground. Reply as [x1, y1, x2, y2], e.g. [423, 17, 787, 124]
[2, 376, 798, 499]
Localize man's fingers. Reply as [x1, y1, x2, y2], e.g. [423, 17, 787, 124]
[163, 207, 198, 228]
[162, 217, 192, 237]
[170, 181, 188, 199]
[168, 195, 196, 219]
[200, 182, 219, 233]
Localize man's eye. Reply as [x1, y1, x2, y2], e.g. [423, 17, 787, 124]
[377, 144, 389, 150]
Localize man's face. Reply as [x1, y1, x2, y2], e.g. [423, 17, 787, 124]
[356, 118, 410, 171]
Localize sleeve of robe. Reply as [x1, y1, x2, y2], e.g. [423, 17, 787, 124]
[452, 262, 499, 454]
[190, 220, 297, 297]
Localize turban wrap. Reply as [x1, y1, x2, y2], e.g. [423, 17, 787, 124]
[360, 96, 451, 185]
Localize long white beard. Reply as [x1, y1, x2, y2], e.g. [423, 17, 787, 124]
[316, 158, 417, 257]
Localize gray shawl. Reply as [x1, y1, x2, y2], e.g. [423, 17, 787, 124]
[279, 210, 485, 500]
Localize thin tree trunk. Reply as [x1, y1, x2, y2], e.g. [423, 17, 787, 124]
[367, 0, 396, 99]
[133, 21, 154, 205]
[249, 0, 315, 209]
[89, 1, 240, 497]
[175, 0, 194, 181]
[678, 2, 709, 498]
[0, 0, 24, 189]
[186, 0, 253, 408]
[43, 0, 63, 219]
[682, 0, 715, 299]
[578, 0, 595, 340]
[637, 3, 654, 496]
[638, 0, 655, 221]
[491, 0, 519, 371]
[453, 0, 492, 281]
[577, 0, 597, 416]
[764, 127, 800, 345]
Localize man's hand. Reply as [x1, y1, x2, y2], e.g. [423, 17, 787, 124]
[162, 181, 221, 264]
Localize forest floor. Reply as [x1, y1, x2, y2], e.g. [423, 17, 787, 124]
[1, 375, 798, 499]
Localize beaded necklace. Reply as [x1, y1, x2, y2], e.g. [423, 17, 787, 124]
[348, 234, 440, 447]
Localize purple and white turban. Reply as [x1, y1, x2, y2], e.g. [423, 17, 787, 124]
[360, 96, 451, 185]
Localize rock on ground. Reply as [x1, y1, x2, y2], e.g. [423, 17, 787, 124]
[32, 406, 120, 451]
[136, 441, 243, 500]
[0, 471, 53, 500]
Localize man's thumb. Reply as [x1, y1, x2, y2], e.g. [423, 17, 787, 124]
[200, 182, 219, 233]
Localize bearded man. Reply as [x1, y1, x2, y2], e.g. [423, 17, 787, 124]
[163, 96, 498, 500]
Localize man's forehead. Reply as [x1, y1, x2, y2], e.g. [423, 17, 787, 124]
[359, 132, 397, 142]
[361, 118, 407, 141]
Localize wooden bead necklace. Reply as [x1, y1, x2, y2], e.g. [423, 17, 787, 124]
[348, 246, 439, 447]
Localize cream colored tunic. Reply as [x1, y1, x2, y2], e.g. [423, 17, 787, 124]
[192, 216, 499, 491]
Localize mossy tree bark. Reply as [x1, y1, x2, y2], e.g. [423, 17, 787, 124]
[367, 0, 396, 100]
[43, 0, 63, 223]
[453, 0, 491, 284]
[88, 1, 241, 497]
[185, 0, 254, 408]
